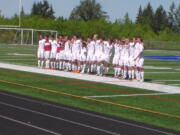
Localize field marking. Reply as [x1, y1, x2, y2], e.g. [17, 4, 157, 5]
[0, 91, 175, 135]
[145, 72, 180, 74]
[0, 114, 61, 135]
[152, 80, 180, 82]
[144, 66, 172, 70]
[0, 101, 121, 135]
[0, 79, 180, 120]
[7, 53, 35, 56]
[85, 93, 178, 98]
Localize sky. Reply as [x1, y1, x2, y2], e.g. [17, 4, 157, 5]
[0, 0, 179, 22]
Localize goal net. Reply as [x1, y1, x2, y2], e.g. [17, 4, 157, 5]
[0, 28, 58, 45]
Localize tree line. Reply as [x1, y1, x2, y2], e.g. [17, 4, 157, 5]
[0, 0, 179, 41]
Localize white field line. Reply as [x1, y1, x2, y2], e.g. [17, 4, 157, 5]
[145, 72, 180, 74]
[171, 84, 180, 86]
[152, 80, 180, 82]
[144, 66, 172, 70]
[85, 93, 178, 98]
[0, 115, 61, 135]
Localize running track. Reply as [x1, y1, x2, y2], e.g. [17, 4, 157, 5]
[0, 90, 179, 135]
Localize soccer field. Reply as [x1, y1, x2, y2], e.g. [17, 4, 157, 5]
[0, 44, 180, 86]
[0, 44, 180, 131]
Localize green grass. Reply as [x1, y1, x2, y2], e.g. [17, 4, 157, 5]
[0, 68, 179, 131]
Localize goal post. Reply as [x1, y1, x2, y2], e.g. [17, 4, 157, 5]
[0, 27, 58, 45]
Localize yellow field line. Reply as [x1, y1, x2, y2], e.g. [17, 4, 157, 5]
[0, 79, 180, 119]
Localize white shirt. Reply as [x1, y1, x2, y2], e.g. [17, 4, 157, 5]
[80, 47, 87, 56]
[51, 40, 57, 53]
[94, 40, 104, 55]
[87, 41, 95, 55]
[64, 41, 71, 54]
[104, 41, 113, 56]
[114, 44, 120, 57]
[72, 40, 81, 54]
[129, 42, 135, 58]
[134, 43, 144, 59]
[38, 39, 45, 51]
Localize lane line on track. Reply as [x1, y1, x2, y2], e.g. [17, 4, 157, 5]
[0, 115, 61, 135]
[0, 101, 121, 135]
[85, 93, 177, 98]
[0, 91, 175, 135]
[0, 79, 180, 120]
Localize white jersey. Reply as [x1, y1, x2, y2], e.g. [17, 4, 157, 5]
[38, 39, 45, 51]
[51, 40, 57, 53]
[114, 44, 121, 57]
[87, 41, 95, 55]
[80, 47, 87, 56]
[64, 41, 71, 54]
[104, 41, 113, 56]
[134, 43, 144, 59]
[94, 40, 104, 55]
[121, 45, 129, 58]
[72, 40, 81, 54]
[129, 42, 135, 58]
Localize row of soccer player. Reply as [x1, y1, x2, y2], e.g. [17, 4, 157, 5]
[37, 34, 144, 82]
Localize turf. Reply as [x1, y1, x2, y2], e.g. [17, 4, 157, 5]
[0, 68, 180, 131]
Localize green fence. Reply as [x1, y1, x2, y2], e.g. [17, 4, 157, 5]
[144, 40, 180, 50]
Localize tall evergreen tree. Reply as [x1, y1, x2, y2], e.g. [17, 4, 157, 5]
[31, 0, 55, 19]
[21, 7, 25, 17]
[136, 5, 143, 24]
[168, 2, 176, 31]
[174, 4, 180, 32]
[69, 0, 107, 21]
[141, 2, 154, 27]
[153, 5, 168, 32]
[123, 12, 132, 24]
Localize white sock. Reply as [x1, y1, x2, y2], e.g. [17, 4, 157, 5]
[91, 65, 94, 72]
[78, 66, 81, 70]
[81, 64, 86, 73]
[46, 60, 50, 68]
[38, 60, 41, 68]
[117, 68, 121, 76]
[40, 60, 44, 68]
[50, 61, 53, 68]
[97, 65, 100, 75]
[123, 69, 127, 79]
[132, 70, 135, 79]
[140, 71, 144, 82]
[128, 70, 132, 79]
[136, 70, 140, 80]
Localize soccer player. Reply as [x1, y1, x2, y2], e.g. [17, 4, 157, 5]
[50, 35, 57, 69]
[103, 39, 113, 75]
[71, 35, 81, 73]
[128, 37, 136, 80]
[44, 35, 52, 69]
[86, 37, 95, 73]
[80, 41, 87, 73]
[37, 35, 45, 68]
[94, 38, 104, 76]
[134, 37, 144, 82]
[64, 36, 72, 71]
[59, 36, 66, 70]
[112, 39, 121, 77]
